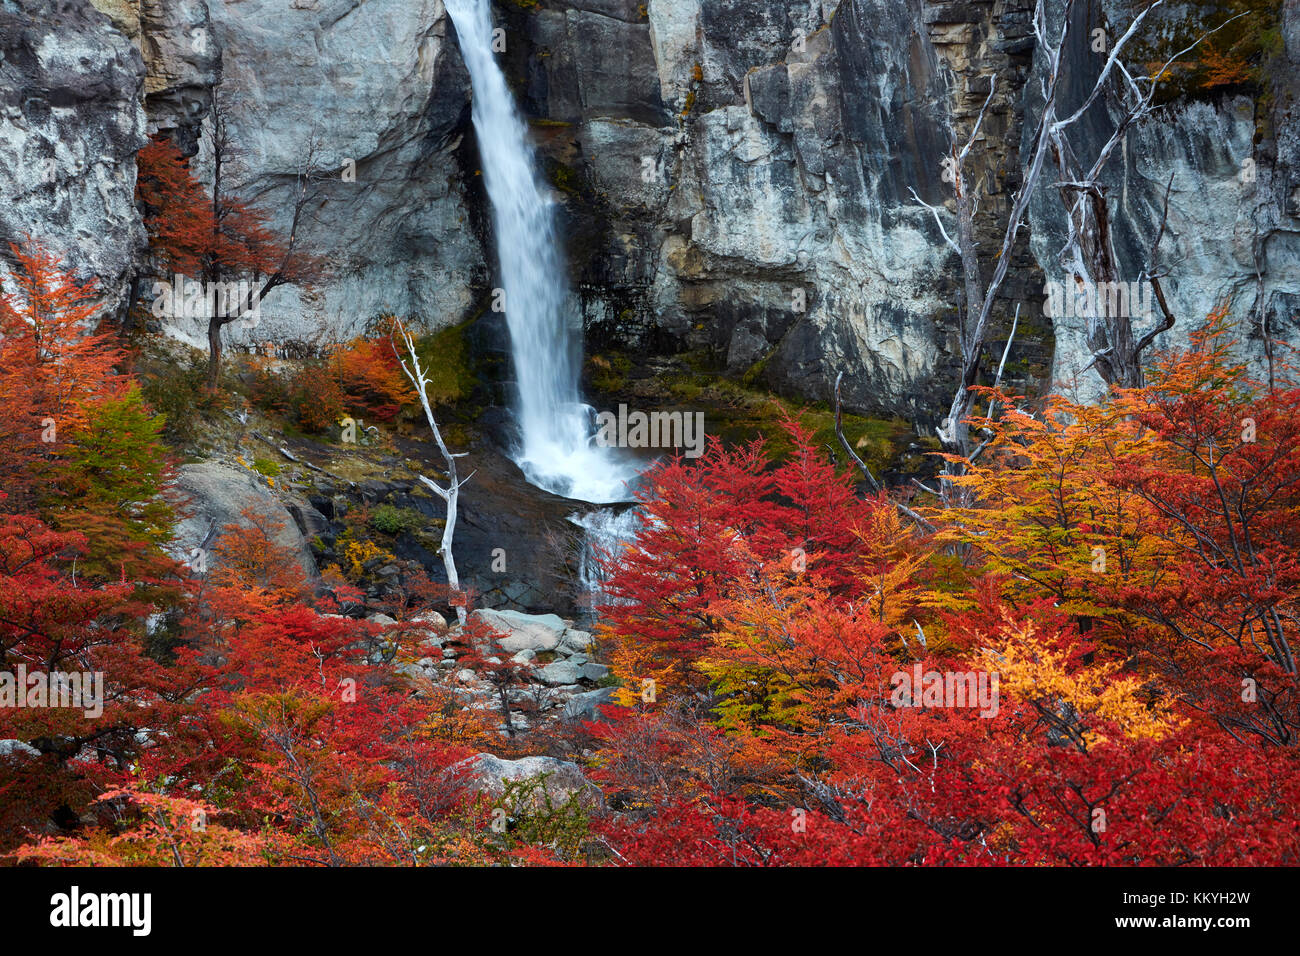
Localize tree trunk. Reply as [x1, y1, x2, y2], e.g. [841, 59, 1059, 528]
[206, 317, 223, 390]
[439, 484, 467, 627]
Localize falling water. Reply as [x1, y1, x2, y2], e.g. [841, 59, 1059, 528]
[445, 0, 640, 504]
[570, 506, 644, 611]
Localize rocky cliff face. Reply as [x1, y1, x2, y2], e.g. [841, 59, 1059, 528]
[1025, 0, 1300, 400]
[517, 0, 964, 420]
[505, 0, 1058, 421]
[130, 0, 484, 351]
[3, 0, 1297, 422]
[1, 0, 146, 317]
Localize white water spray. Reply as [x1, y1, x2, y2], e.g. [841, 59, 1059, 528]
[445, 0, 640, 503]
[570, 506, 643, 610]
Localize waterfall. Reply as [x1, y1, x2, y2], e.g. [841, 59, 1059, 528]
[445, 0, 640, 504]
[571, 506, 644, 612]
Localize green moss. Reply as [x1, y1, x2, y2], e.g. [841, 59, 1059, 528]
[369, 504, 426, 537]
[251, 456, 281, 479]
[549, 162, 582, 197]
[739, 351, 772, 389]
[588, 352, 632, 393]
[413, 320, 477, 409]
[658, 370, 910, 477]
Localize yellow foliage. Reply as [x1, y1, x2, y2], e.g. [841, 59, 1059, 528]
[983, 619, 1185, 747]
[341, 538, 396, 580]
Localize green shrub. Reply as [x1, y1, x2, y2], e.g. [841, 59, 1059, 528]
[138, 344, 225, 445]
[492, 776, 592, 862]
[369, 504, 426, 537]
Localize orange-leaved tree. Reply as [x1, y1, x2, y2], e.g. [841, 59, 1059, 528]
[135, 131, 319, 387]
[0, 242, 127, 507]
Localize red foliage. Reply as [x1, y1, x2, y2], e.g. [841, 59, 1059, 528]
[135, 135, 286, 284]
[330, 335, 415, 423]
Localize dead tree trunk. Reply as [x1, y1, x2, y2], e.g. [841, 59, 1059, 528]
[393, 321, 474, 626]
[838, 0, 1232, 513]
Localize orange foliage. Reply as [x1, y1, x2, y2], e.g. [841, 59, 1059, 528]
[330, 335, 416, 422]
[0, 241, 127, 504]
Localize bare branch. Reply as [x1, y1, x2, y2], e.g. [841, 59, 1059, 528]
[958, 76, 998, 163]
[394, 321, 471, 625]
[907, 187, 960, 254]
[834, 372, 882, 494]
[834, 372, 935, 533]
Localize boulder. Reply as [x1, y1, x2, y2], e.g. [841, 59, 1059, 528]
[557, 628, 594, 655]
[448, 753, 604, 814]
[169, 462, 317, 581]
[537, 660, 584, 686]
[562, 687, 617, 723]
[415, 611, 448, 631]
[581, 662, 611, 682]
[471, 608, 568, 653]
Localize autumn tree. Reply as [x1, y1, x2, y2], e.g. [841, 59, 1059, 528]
[0, 241, 181, 590]
[589, 381, 1300, 865]
[0, 500, 193, 853]
[135, 113, 323, 388]
[598, 419, 867, 697]
[16, 787, 269, 867]
[0, 242, 127, 508]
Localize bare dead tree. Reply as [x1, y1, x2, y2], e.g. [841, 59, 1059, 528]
[393, 320, 474, 626]
[837, 0, 1233, 512]
[834, 371, 935, 533]
[1046, 4, 1247, 387]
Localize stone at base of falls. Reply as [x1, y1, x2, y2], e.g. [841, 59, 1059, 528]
[470, 608, 566, 652]
[537, 660, 584, 686]
[448, 753, 605, 815]
[470, 608, 594, 657]
[413, 611, 448, 631]
[558, 629, 594, 655]
[581, 662, 611, 682]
